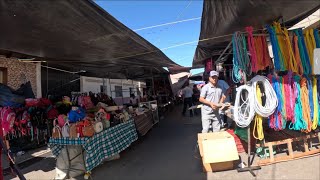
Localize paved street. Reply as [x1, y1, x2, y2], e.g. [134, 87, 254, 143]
[5, 106, 320, 180]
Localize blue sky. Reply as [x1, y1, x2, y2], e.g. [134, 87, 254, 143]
[95, 0, 204, 74]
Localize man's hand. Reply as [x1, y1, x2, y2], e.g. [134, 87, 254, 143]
[210, 102, 218, 110]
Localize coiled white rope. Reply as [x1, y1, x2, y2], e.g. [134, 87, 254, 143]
[234, 75, 278, 128]
[250, 75, 278, 117]
[234, 85, 256, 128]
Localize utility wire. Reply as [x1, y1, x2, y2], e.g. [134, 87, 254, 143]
[133, 17, 201, 32]
[154, 0, 194, 44]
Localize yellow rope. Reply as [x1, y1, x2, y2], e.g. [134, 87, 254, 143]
[274, 22, 289, 70]
[253, 84, 264, 140]
[304, 29, 316, 74]
[312, 77, 319, 130]
[283, 28, 299, 73]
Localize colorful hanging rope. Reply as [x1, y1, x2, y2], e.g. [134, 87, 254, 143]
[232, 32, 251, 83]
[312, 77, 319, 130]
[294, 29, 311, 75]
[283, 71, 294, 122]
[300, 77, 312, 133]
[274, 22, 289, 70]
[289, 75, 307, 131]
[305, 29, 316, 74]
[253, 84, 264, 140]
[266, 25, 286, 71]
[292, 34, 304, 75]
[306, 77, 314, 121]
[246, 26, 258, 73]
[313, 29, 320, 48]
[283, 27, 299, 73]
[268, 74, 286, 130]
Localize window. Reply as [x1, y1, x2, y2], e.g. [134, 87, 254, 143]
[0, 68, 8, 84]
[115, 86, 123, 97]
[100, 85, 107, 93]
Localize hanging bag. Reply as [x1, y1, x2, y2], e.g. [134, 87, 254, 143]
[69, 123, 78, 138]
[61, 121, 70, 138]
[81, 120, 95, 137]
[52, 119, 61, 138]
[68, 107, 86, 123]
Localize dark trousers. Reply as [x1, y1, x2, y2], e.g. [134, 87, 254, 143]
[182, 97, 193, 116]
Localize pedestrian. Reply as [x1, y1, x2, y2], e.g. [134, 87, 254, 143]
[181, 82, 193, 117]
[217, 72, 232, 128]
[199, 70, 225, 133]
[192, 84, 200, 115]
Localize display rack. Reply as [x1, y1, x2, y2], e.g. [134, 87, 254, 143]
[139, 100, 159, 125]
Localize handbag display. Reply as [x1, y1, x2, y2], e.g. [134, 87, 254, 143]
[81, 120, 95, 137]
[69, 123, 78, 138]
[52, 119, 61, 138]
[61, 121, 70, 138]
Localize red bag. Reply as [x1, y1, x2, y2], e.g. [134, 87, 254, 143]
[83, 96, 94, 109]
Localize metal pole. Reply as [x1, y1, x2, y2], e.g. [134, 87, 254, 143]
[215, 41, 232, 64]
[151, 69, 155, 96]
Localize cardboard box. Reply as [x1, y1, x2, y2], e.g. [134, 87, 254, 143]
[198, 132, 239, 172]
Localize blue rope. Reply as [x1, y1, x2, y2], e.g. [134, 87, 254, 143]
[314, 29, 320, 48]
[318, 76, 320, 125]
[306, 76, 314, 120]
[267, 25, 281, 71]
[295, 29, 311, 75]
[291, 75, 307, 131]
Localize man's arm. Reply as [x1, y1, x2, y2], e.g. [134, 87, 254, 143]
[199, 86, 219, 109]
[220, 94, 227, 103]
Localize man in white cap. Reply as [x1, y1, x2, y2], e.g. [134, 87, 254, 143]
[199, 70, 225, 133]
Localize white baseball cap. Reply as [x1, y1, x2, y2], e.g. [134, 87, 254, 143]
[209, 70, 219, 77]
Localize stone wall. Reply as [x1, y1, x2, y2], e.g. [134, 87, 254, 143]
[0, 56, 37, 95]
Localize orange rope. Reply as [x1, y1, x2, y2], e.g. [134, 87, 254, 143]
[293, 35, 304, 75]
[254, 36, 272, 71]
[300, 77, 312, 132]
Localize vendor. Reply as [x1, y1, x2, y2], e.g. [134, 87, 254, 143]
[130, 93, 139, 107]
[199, 70, 225, 133]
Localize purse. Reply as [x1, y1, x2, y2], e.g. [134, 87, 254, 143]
[52, 119, 61, 138]
[69, 123, 78, 138]
[61, 121, 70, 138]
[81, 120, 95, 137]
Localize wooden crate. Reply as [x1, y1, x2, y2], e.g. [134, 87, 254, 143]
[257, 133, 320, 166]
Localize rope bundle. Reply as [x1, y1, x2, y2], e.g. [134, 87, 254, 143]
[232, 32, 251, 83]
[294, 29, 311, 75]
[266, 73, 319, 132]
[234, 85, 255, 128]
[251, 75, 278, 117]
[234, 75, 278, 130]
[312, 77, 319, 130]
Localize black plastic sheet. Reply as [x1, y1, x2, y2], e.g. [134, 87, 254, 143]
[0, 0, 177, 77]
[193, 0, 320, 67]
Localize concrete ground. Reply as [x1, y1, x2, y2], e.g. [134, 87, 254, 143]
[5, 106, 320, 180]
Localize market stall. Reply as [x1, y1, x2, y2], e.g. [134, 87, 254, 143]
[48, 119, 137, 178]
[203, 24, 320, 175]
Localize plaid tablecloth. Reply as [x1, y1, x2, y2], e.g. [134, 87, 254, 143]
[48, 120, 138, 172]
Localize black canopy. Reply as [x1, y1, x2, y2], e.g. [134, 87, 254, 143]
[193, 0, 320, 67]
[0, 0, 177, 78]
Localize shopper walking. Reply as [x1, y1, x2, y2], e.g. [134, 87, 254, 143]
[181, 82, 194, 117]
